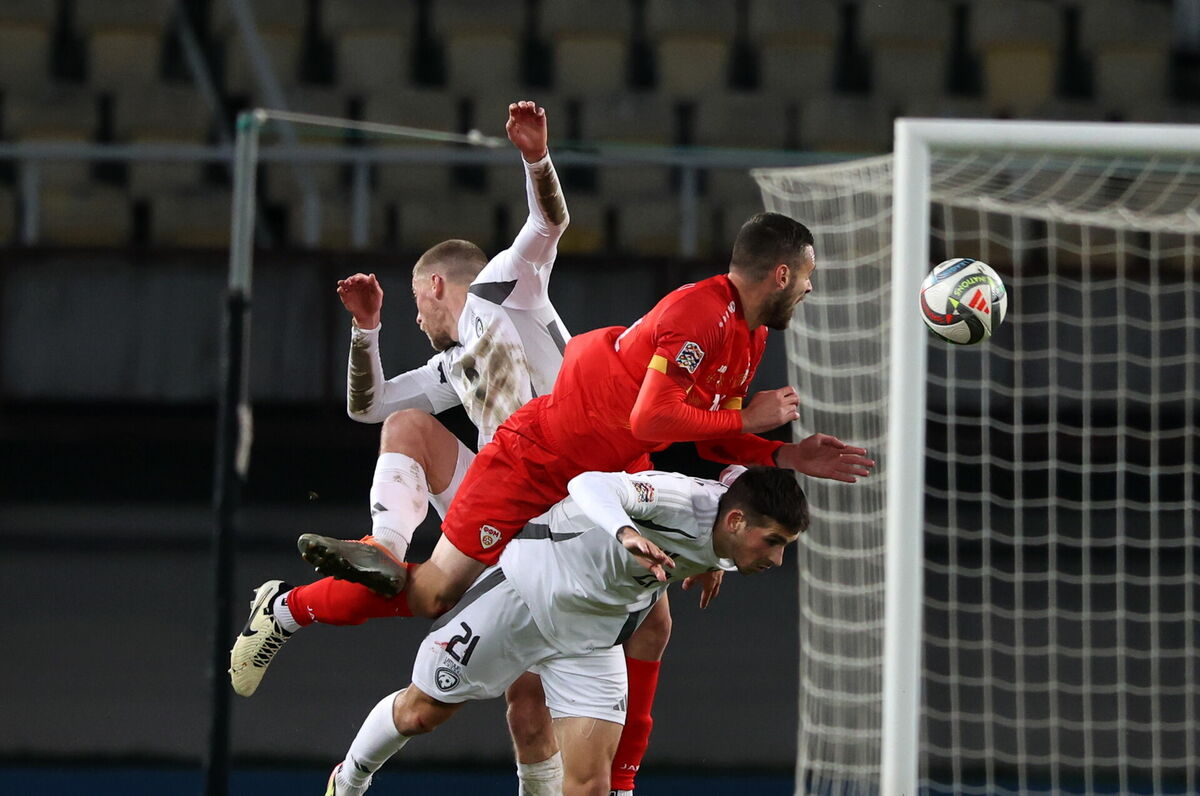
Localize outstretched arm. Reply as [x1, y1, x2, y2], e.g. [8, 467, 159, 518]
[506, 101, 569, 272]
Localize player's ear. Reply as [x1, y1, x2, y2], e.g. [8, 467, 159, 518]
[430, 273, 445, 299]
[774, 262, 791, 289]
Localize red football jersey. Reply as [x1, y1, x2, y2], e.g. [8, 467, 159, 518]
[536, 274, 771, 472]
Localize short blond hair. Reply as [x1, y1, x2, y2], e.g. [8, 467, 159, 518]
[414, 239, 488, 285]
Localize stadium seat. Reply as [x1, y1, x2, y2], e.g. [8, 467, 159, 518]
[540, 0, 634, 36]
[74, 0, 173, 32]
[1080, 0, 1172, 114]
[971, 0, 1060, 116]
[335, 30, 409, 94]
[657, 36, 731, 97]
[797, 94, 891, 152]
[444, 31, 521, 95]
[5, 88, 97, 188]
[225, 28, 302, 95]
[750, 0, 840, 97]
[114, 85, 212, 195]
[0, 186, 15, 244]
[615, 197, 681, 255]
[644, 0, 738, 38]
[554, 34, 628, 94]
[364, 89, 461, 203]
[581, 94, 676, 146]
[694, 93, 793, 150]
[0, 0, 58, 26]
[398, 194, 500, 252]
[433, 0, 527, 37]
[287, 191, 389, 250]
[546, 193, 608, 255]
[0, 23, 51, 91]
[861, 0, 952, 104]
[149, 188, 231, 248]
[321, 0, 416, 36]
[88, 28, 163, 92]
[211, 0, 302, 35]
[40, 186, 131, 246]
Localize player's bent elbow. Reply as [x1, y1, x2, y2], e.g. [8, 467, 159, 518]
[346, 403, 387, 424]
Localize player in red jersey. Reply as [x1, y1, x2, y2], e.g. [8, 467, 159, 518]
[302, 212, 875, 795]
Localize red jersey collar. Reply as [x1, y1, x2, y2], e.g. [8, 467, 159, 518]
[712, 273, 747, 321]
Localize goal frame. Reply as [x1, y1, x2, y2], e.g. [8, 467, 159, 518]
[884, 118, 1200, 796]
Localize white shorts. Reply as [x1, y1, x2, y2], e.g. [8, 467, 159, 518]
[411, 568, 628, 725]
[428, 439, 474, 519]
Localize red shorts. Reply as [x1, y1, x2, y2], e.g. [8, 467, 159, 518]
[443, 414, 654, 566]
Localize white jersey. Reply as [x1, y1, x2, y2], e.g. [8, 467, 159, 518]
[499, 470, 737, 656]
[346, 154, 570, 448]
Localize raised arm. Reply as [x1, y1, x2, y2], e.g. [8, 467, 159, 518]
[338, 273, 459, 423]
[505, 101, 569, 273]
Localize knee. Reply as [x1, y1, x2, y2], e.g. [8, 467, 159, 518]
[380, 409, 437, 455]
[562, 770, 611, 796]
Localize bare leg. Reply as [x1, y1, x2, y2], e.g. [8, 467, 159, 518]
[554, 715, 623, 796]
[405, 534, 488, 617]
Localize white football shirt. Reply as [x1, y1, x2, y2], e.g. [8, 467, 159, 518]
[346, 153, 570, 447]
[499, 470, 737, 656]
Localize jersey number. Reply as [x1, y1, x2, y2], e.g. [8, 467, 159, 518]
[446, 622, 481, 666]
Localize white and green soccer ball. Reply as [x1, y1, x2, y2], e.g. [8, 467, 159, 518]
[918, 258, 1008, 345]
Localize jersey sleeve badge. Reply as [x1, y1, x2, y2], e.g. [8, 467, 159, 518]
[632, 480, 656, 503]
[674, 341, 705, 373]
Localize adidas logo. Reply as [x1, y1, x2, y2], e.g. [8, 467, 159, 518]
[612, 696, 627, 712]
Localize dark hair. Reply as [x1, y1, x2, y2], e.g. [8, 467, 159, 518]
[718, 466, 810, 533]
[415, 239, 488, 284]
[730, 212, 815, 281]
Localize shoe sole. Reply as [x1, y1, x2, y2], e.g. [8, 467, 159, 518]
[297, 534, 407, 598]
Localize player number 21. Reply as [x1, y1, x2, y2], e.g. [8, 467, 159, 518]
[446, 622, 481, 666]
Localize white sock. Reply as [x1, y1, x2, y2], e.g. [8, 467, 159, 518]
[516, 751, 563, 796]
[271, 592, 301, 634]
[369, 452, 429, 561]
[342, 690, 410, 788]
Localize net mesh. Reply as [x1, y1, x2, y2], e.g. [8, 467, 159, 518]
[754, 147, 1199, 795]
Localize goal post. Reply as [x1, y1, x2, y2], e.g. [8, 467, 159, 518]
[754, 119, 1200, 796]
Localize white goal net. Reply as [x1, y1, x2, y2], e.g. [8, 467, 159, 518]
[754, 129, 1199, 795]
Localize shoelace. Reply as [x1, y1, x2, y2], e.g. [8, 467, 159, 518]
[251, 624, 288, 668]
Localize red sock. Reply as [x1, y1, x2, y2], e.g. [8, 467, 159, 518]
[286, 567, 414, 626]
[611, 656, 661, 791]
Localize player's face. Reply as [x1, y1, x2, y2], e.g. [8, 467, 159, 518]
[412, 273, 456, 352]
[763, 247, 816, 331]
[727, 517, 800, 574]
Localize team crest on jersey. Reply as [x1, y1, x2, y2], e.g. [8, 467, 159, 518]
[632, 481, 655, 503]
[674, 341, 705, 373]
[480, 524, 502, 549]
[435, 666, 460, 691]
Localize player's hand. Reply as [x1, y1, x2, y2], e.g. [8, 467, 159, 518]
[740, 386, 801, 434]
[776, 433, 875, 483]
[682, 570, 724, 609]
[618, 526, 675, 582]
[337, 273, 383, 329]
[506, 100, 548, 163]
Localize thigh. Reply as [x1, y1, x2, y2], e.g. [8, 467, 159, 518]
[535, 646, 628, 724]
[553, 715, 623, 792]
[411, 571, 554, 704]
[441, 427, 575, 566]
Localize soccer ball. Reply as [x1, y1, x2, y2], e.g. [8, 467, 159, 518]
[918, 258, 1008, 345]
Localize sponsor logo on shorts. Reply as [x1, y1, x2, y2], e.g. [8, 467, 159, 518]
[435, 667, 460, 691]
[632, 481, 655, 503]
[480, 524, 502, 549]
[675, 341, 705, 373]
